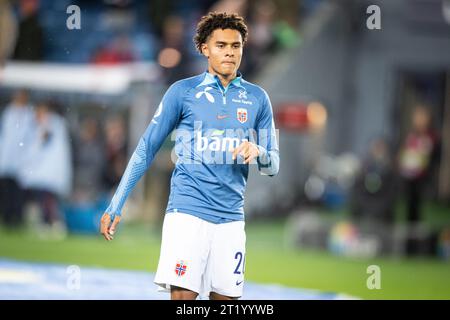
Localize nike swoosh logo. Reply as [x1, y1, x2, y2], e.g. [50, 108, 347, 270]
[236, 280, 243, 286]
[217, 114, 229, 120]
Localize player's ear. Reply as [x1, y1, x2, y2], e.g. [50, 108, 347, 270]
[201, 43, 209, 58]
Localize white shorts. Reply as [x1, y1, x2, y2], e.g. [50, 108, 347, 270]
[154, 212, 246, 298]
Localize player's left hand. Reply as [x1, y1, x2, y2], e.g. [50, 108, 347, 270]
[231, 140, 259, 164]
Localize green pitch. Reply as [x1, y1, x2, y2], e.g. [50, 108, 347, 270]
[1, 213, 449, 299]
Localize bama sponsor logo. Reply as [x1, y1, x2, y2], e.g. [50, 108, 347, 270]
[196, 130, 245, 152]
[170, 122, 277, 165]
[193, 130, 250, 164]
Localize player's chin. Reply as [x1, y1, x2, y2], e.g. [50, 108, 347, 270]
[220, 64, 236, 74]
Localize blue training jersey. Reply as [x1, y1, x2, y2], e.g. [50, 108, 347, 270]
[105, 71, 279, 223]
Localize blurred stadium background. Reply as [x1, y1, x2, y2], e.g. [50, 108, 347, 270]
[1, 0, 450, 299]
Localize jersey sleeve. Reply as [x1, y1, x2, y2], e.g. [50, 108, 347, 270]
[255, 90, 280, 176]
[105, 83, 183, 217]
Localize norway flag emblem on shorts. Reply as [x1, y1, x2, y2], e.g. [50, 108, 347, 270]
[237, 108, 248, 123]
[175, 261, 187, 277]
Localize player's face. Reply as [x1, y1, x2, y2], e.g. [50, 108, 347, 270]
[202, 28, 243, 78]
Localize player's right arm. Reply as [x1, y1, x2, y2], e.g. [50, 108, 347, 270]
[100, 83, 183, 241]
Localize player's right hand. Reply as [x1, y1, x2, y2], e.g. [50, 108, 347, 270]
[100, 213, 121, 241]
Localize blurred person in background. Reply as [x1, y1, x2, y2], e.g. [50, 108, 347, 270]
[91, 34, 136, 65]
[12, 0, 44, 62]
[102, 115, 128, 194]
[0, 89, 34, 228]
[350, 137, 397, 225]
[398, 105, 439, 225]
[19, 101, 72, 237]
[244, 0, 277, 75]
[157, 15, 193, 84]
[0, 0, 17, 66]
[99, 12, 279, 300]
[73, 117, 105, 204]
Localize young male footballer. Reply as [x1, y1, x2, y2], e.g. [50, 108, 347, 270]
[100, 12, 279, 300]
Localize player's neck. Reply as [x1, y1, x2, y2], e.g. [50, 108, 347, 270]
[207, 67, 236, 89]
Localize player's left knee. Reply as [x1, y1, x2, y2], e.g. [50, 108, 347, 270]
[209, 292, 238, 300]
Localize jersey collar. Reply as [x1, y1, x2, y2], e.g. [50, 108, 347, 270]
[197, 71, 245, 92]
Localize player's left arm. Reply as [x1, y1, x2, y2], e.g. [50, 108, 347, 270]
[232, 89, 280, 176]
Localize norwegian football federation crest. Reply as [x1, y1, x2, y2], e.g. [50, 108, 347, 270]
[175, 261, 187, 277]
[237, 108, 248, 124]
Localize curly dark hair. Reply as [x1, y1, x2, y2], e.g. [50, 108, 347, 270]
[193, 12, 248, 54]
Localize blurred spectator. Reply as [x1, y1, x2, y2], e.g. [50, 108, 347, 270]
[19, 101, 72, 234]
[157, 15, 193, 84]
[0, 0, 17, 65]
[73, 117, 105, 203]
[147, 0, 174, 37]
[0, 90, 34, 228]
[209, 0, 247, 15]
[148, 0, 217, 37]
[350, 138, 396, 225]
[102, 115, 128, 193]
[92, 44, 120, 65]
[12, 0, 44, 62]
[398, 105, 439, 223]
[92, 34, 135, 65]
[244, 0, 277, 75]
